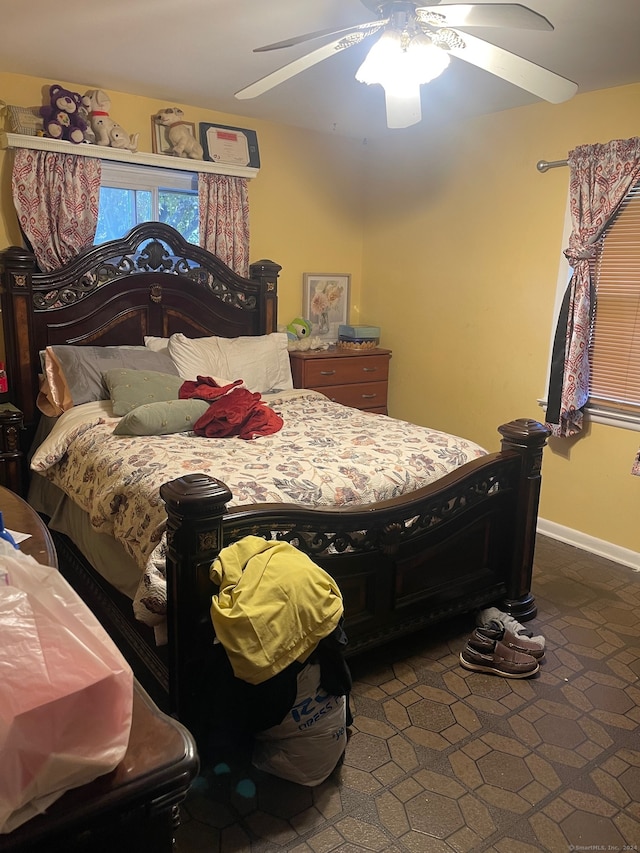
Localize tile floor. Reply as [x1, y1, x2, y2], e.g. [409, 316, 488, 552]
[174, 535, 640, 853]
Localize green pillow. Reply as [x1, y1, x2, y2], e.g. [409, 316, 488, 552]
[104, 369, 184, 416]
[113, 399, 210, 436]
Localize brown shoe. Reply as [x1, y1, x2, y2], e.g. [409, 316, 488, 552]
[459, 629, 540, 678]
[477, 620, 545, 659]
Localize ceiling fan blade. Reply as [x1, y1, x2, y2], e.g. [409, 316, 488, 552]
[417, 4, 553, 31]
[385, 87, 423, 129]
[254, 20, 385, 52]
[448, 31, 578, 103]
[235, 31, 376, 100]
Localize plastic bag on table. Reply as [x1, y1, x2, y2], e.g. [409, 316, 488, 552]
[0, 551, 133, 834]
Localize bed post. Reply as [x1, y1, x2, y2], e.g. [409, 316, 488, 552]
[498, 418, 550, 621]
[250, 259, 281, 333]
[0, 246, 39, 425]
[160, 473, 231, 733]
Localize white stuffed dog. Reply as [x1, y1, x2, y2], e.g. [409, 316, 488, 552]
[85, 89, 139, 152]
[153, 107, 203, 160]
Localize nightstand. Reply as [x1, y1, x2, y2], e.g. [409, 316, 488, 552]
[289, 348, 392, 414]
[0, 403, 24, 496]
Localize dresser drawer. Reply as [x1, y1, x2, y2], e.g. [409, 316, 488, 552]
[302, 354, 390, 388]
[314, 381, 388, 410]
[289, 348, 392, 415]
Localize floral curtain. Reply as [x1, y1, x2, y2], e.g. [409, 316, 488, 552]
[198, 173, 250, 276]
[12, 149, 101, 272]
[546, 137, 640, 454]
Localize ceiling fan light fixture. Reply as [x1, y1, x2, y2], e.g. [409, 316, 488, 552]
[356, 29, 402, 86]
[355, 28, 449, 128]
[405, 33, 451, 85]
[356, 29, 449, 92]
[237, 2, 577, 124]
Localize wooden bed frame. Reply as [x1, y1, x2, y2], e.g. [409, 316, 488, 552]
[0, 223, 550, 740]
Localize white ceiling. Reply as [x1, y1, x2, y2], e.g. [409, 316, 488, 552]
[3, 0, 640, 140]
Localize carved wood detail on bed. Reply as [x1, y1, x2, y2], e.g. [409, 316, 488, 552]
[0, 222, 281, 428]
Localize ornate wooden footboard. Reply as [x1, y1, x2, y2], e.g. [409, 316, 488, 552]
[161, 417, 549, 734]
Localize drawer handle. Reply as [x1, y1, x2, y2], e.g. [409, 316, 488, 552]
[320, 369, 336, 376]
[362, 393, 377, 399]
[362, 367, 377, 372]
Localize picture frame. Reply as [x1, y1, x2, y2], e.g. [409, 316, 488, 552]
[303, 273, 351, 340]
[151, 117, 197, 156]
[199, 122, 260, 168]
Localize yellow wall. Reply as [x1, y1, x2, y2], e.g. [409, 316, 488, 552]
[1, 72, 639, 554]
[361, 83, 640, 553]
[0, 73, 366, 327]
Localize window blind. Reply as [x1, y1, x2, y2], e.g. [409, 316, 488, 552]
[589, 182, 640, 413]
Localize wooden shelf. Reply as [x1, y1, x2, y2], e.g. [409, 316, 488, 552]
[0, 131, 259, 179]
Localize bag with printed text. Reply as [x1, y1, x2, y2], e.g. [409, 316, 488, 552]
[252, 661, 347, 786]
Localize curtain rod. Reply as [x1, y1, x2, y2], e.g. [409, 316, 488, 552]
[536, 158, 568, 172]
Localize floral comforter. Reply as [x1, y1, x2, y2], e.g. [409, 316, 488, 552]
[31, 389, 486, 635]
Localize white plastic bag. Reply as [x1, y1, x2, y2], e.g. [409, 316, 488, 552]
[252, 662, 347, 786]
[0, 552, 133, 834]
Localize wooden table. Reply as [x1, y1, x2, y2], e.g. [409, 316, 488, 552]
[0, 485, 58, 567]
[0, 685, 199, 852]
[0, 488, 200, 852]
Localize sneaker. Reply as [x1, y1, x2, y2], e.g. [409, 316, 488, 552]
[478, 621, 545, 660]
[459, 629, 540, 678]
[477, 607, 546, 649]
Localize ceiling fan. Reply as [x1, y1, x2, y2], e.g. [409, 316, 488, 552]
[235, 1, 578, 129]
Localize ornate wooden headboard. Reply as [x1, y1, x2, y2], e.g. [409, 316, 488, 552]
[0, 222, 281, 428]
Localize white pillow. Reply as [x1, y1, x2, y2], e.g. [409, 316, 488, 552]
[143, 336, 170, 354]
[167, 332, 293, 394]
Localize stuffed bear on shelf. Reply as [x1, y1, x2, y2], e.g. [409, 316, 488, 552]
[40, 84, 87, 144]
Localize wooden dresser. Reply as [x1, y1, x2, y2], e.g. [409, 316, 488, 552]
[289, 348, 391, 414]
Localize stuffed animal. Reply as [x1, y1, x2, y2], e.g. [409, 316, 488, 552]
[40, 84, 87, 144]
[84, 89, 139, 152]
[108, 124, 139, 152]
[286, 318, 329, 351]
[286, 317, 312, 342]
[153, 107, 203, 159]
[78, 94, 95, 144]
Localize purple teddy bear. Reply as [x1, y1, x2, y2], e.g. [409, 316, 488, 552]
[40, 84, 87, 144]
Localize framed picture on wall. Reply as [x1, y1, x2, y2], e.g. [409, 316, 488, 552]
[303, 273, 351, 340]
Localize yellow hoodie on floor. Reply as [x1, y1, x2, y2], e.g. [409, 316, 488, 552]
[209, 536, 344, 685]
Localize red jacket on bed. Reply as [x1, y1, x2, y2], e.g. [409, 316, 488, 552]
[179, 376, 283, 439]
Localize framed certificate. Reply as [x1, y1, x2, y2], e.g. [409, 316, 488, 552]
[199, 123, 260, 168]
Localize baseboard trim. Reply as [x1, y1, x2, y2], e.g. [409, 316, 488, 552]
[537, 518, 640, 571]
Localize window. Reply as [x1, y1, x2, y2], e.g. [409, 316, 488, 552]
[588, 180, 640, 416]
[543, 180, 640, 431]
[96, 162, 199, 244]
